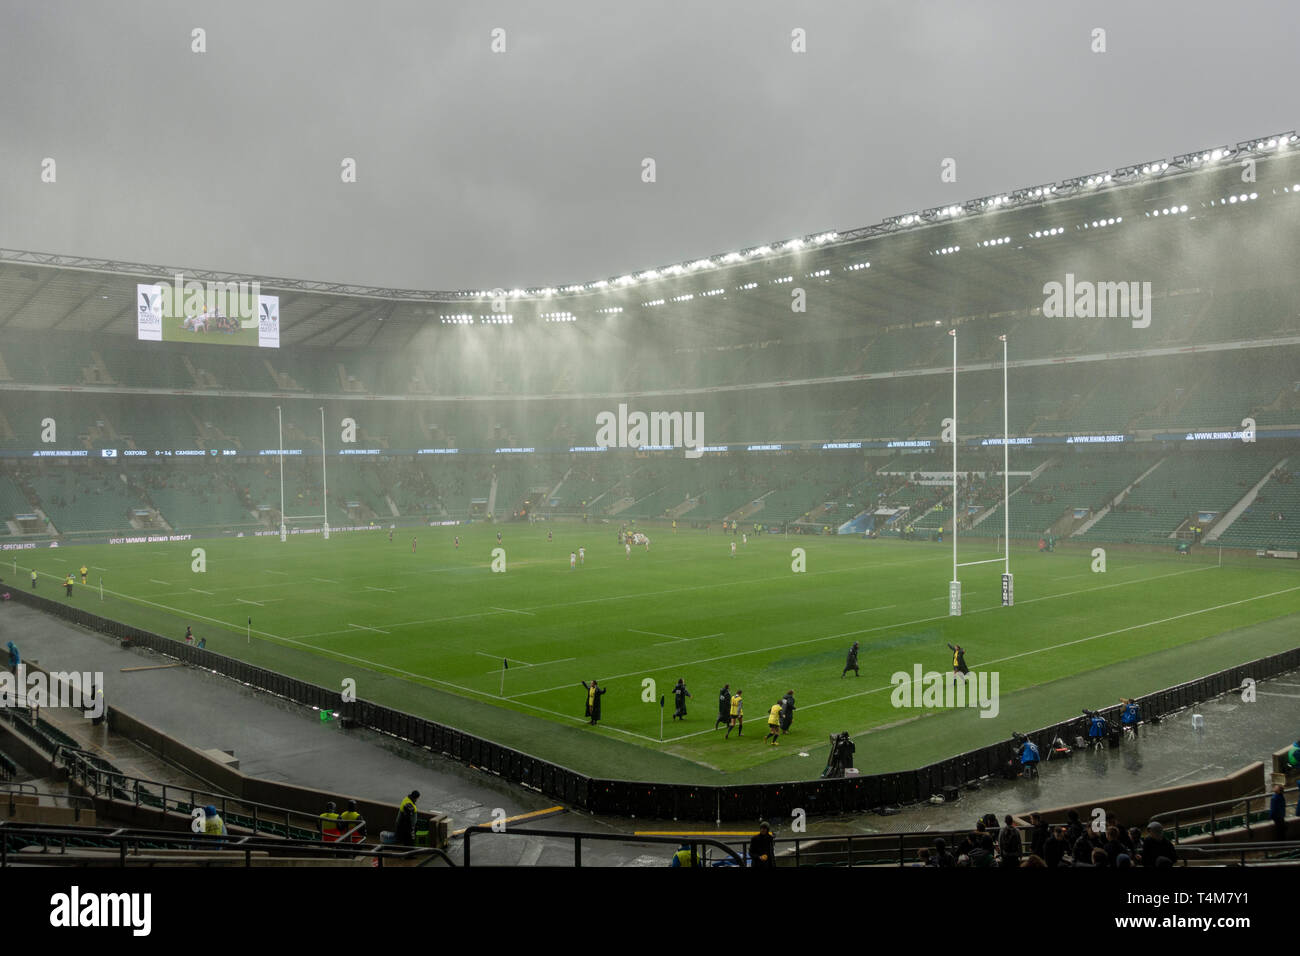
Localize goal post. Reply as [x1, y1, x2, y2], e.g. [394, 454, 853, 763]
[276, 404, 332, 541]
[947, 331, 1014, 615]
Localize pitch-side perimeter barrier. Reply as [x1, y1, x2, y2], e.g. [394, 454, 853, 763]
[7, 585, 1298, 822]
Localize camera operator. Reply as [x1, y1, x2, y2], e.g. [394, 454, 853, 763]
[1015, 733, 1040, 777]
[1119, 698, 1141, 732]
[821, 731, 856, 778]
[1083, 708, 1109, 745]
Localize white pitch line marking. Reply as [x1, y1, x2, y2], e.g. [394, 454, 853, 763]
[843, 604, 897, 616]
[480, 657, 576, 675]
[266, 569, 290, 576]
[312, 577, 339, 584]
[652, 633, 724, 646]
[365, 586, 396, 593]
[490, 606, 535, 616]
[236, 598, 263, 607]
[190, 587, 214, 595]
[477, 651, 533, 665]
[349, 623, 391, 635]
[629, 628, 685, 641]
[149, 579, 171, 586]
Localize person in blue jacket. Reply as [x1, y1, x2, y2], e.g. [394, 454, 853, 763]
[1085, 709, 1109, 744]
[5, 641, 18, 673]
[1019, 738, 1040, 774]
[1270, 784, 1288, 841]
[1120, 698, 1141, 728]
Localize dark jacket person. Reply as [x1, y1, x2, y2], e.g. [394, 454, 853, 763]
[750, 822, 776, 868]
[779, 692, 795, 733]
[672, 679, 691, 720]
[582, 680, 607, 725]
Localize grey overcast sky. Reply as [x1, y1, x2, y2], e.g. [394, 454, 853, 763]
[0, 0, 1295, 291]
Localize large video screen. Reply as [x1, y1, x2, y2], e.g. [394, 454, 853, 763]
[137, 279, 279, 348]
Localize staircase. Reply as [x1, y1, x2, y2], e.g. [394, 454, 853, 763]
[1205, 456, 1289, 542]
[1072, 457, 1166, 537]
[338, 364, 366, 393]
[180, 355, 205, 387]
[263, 359, 301, 390]
[82, 351, 115, 386]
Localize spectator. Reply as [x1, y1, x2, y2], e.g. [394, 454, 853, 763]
[201, 804, 227, 841]
[970, 834, 996, 868]
[998, 815, 1022, 869]
[1270, 784, 1288, 841]
[5, 640, 18, 674]
[1091, 848, 1109, 867]
[1115, 853, 1134, 869]
[932, 838, 954, 868]
[1020, 855, 1046, 868]
[1141, 821, 1178, 867]
[749, 822, 776, 869]
[1029, 812, 1049, 858]
[1065, 810, 1085, 846]
[1072, 836, 1096, 867]
[1103, 826, 1126, 867]
[1044, 827, 1069, 869]
[1286, 739, 1300, 772]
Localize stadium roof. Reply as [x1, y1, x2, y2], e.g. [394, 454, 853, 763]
[0, 130, 1296, 352]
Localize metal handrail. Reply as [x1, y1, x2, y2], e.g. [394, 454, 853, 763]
[2, 785, 95, 821]
[0, 820, 454, 867]
[59, 749, 370, 843]
[1152, 784, 1296, 842]
[462, 824, 744, 867]
[1152, 784, 1296, 822]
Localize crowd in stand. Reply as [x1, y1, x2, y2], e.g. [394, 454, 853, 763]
[914, 812, 1179, 868]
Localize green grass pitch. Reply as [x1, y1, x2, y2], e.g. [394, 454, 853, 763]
[15, 524, 1300, 785]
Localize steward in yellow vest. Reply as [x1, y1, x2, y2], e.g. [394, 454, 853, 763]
[321, 801, 341, 841]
